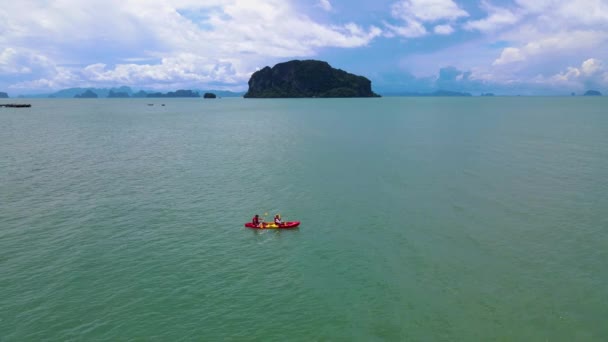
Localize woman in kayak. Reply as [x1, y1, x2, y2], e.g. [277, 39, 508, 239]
[274, 214, 282, 226]
[252, 214, 261, 227]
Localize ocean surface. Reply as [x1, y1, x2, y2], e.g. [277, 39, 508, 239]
[1, 97, 607, 340]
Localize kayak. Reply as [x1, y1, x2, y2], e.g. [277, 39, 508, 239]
[244, 221, 300, 229]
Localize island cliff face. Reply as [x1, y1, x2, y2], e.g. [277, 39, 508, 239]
[244, 60, 379, 98]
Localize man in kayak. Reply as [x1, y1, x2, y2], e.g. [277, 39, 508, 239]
[252, 214, 261, 227]
[274, 214, 282, 226]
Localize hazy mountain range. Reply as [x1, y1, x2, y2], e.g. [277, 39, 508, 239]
[16, 87, 245, 98]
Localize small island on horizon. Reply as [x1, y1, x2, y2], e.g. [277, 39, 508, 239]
[583, 90, 602, 96]
[3, 80, 605, 99]
[244, 60, 380, 98]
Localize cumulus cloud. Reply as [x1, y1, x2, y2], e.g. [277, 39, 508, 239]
[0, 48, 53, 75]
[464, 2, 520, 32]
[452, 0, 607, 93]
[493, 47, 525, 65]
[386, 0, 608, 94]
[514, 0, 608, 26]
[82, 55, 244, 85]
[434, 24, 454, 35]
[384, 21, 427, 38]
[391, 0, 468, 22]
[317, 0, 332, 11]
[0, 0, 381, 92]
[493, 30, 607, 66]
[551, 58, 608, 90]
[387, 0, 467, 37]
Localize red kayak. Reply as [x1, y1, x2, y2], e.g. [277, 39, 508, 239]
[244, 221, 300, 229]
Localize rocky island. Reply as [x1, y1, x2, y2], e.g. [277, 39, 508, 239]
[584, 90, 602, 96]
[107, 90, 130, 98]
[244, 60, 380, 98]
[74, 90, 98, 98]
[0, 92, 8, 98]
[146, 89, 200, 98]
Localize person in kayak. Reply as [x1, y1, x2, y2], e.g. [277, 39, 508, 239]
[274, 214, 282, 226]
[252, 214, 261, 227]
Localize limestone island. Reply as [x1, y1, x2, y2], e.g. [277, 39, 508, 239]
[244, 60, 380, 98]
[146, 89, 200, 98]
[74, 90, 98, 98]
[584, 90, 602, 96]
[0, 92, 8, 98]
[203, 92, 217, 99]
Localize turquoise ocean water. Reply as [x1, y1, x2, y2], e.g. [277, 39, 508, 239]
[1, 97, 607, 340]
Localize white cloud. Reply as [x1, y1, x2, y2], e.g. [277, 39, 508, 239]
[318, 0, 332, 11]
[385, 21, 427, 38]
[0, 48, 55, 75]
[82, 55, 245, 85]
[391, 0, 468, 22]
[581, 58, 603, 76]
[514, 0, 608, 26]
[493, 47, 525, 65]
[387, 0, 467, 38]
[464, 2, 520, 32]
[389, 0, 608, 94]
[550, 58, 608, 90]
[493, 30, 607, 66]
[0, 0, 381, 92]
[434, 24, 454, 35]
[468, 0, 608, 81]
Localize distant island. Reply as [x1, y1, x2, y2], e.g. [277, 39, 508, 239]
[584, 90, 602, 96]
[145, 89, 200, 98]
[244, 60, 380, 98]
[14, 86, 244, 98]
[107, 90, 130, 98]
[203, 93, 217, 99]
[74, 90, 98, 98]
[481, 93, 495, 96]
[0, 92, 8, 98]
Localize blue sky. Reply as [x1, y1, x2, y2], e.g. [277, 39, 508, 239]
[1, 0, 607, 95]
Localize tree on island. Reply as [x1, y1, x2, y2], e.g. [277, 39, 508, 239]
[203, 93, 217, 99]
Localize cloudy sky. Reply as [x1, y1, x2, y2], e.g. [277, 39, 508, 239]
[1, 0, 607, 95]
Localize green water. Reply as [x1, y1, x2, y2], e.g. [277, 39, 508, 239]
[1, 97, 607, 340]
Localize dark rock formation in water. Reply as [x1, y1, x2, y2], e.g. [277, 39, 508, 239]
[584, 90, 602, 96]
[74, 90, 98, 98]
[0, 92, 8, 98]
[203, 93, 217, 99]
[244, 60, 380, 98]
[0, 103, 31, 107]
